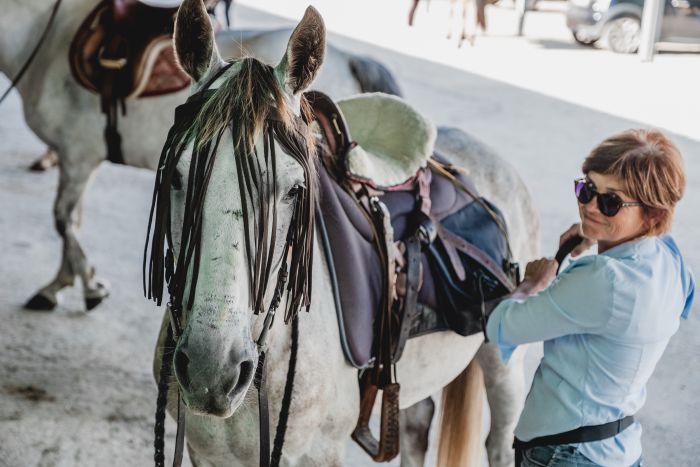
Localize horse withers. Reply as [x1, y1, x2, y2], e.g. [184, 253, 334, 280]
[147, 2, 539, 466]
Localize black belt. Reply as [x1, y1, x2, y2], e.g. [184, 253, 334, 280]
[514, 415, 635, 452]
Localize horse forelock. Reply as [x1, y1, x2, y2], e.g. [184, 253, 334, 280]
[145, 56, 318, 326]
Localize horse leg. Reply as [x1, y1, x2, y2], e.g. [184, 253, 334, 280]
[477, 343, 527, 467]
[25, 152, 108, 311]
[408, 0, 420, 26]
[28, 146, 59, 172]
[399, 396, 434, 467]
[447, 0, 456, 39]
[459, 0, 475, 47]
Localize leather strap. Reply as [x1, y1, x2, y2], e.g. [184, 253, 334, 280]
[349, 194, 402, 463]
[255, 351, 270, 467]
[437, 224, 515, 292]
[429, 157, 514, 261]
[173, 393, 186, 467]
[513, 415, 635, 451]
[392, 235, 421, 363]
[303, 90, 351, 165]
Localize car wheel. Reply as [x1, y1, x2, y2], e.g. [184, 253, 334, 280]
[604, 16, 641, 53]
[572, 30, 597, 46]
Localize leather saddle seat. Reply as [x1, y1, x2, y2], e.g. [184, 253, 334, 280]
[70, 0, 190, 100]
[308, 91, 514, 369]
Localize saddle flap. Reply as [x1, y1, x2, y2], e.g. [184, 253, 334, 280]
[336, 93, 436, 190]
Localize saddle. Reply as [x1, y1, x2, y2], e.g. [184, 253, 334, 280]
[69, 0, 190, 163]
[305, 91, 519, 462]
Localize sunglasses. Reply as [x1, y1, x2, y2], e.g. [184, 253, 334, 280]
[574, 178, 642, 217]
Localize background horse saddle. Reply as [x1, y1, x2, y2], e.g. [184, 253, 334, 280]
[69, 0, 190, 99]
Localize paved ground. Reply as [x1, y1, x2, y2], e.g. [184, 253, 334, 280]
[1, 2, 698, 466]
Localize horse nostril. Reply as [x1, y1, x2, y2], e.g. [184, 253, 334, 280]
[174, 349, 191, 389]
[231, 359, 255, 397]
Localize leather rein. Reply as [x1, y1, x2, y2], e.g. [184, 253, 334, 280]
[159, 197, 302, 467]
[0, 0, 64, 106]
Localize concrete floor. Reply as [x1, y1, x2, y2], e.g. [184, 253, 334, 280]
[1, 2, 697, 466]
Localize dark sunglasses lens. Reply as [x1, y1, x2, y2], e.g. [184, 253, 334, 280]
[575, 180, 594, 204]
[598, 193, 622, 216]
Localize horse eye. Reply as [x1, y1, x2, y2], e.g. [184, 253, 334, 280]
[171, 170, 183, 191]
[283, 184, 303, 201]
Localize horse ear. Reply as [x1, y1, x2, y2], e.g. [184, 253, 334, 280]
[174, 0, 218, 82]
[275, 6, 326, 95]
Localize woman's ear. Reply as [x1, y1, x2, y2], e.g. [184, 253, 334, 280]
[174, 0, 220, 82]
[275, 6, 326, 95]
[644, 207, 664, 234]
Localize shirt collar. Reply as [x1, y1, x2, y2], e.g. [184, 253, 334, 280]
[599, 236, 655, 260]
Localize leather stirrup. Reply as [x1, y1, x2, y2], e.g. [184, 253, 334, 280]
[351, 372, 401, 462]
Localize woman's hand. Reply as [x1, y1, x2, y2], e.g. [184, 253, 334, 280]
[510, 258, 559, 299]
[523, 258, 558, 291]
[559, 223, 596, 257]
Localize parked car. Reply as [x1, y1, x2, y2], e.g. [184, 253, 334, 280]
[566, 0, 700, 53]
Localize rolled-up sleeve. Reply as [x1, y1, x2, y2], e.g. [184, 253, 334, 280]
[486, 256, 615, 363]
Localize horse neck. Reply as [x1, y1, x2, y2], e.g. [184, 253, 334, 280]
[263, 232, 342, 376]
[0, 1, 49, 75]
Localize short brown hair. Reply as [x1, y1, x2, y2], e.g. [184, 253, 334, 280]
[582, 129, 685, 235]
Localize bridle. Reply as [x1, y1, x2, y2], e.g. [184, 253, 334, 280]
[0, 0, 63, 106]
[144, 62, 317, 467]
[157, 192, 305, 467]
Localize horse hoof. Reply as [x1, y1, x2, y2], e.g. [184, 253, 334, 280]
[25, 293, 57, 311]
[85, 297, 104, 311]
[84, 282, 110, 311]
[28, 149, 59, 172]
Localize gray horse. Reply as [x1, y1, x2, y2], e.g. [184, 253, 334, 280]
[148, 3, 539, 466]
[0, 0, 398, 312]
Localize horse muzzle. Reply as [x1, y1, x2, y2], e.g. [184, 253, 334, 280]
[173, 333, 257, 417]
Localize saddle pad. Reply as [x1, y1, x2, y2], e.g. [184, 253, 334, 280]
[336, 93, 436, 190]
[318, 153, 506, 368]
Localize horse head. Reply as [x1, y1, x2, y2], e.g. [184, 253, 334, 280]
[145, 1, 325, 418]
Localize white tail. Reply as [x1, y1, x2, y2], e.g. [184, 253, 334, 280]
[437, 359, 485, 466]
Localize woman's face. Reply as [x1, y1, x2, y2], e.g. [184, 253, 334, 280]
[578, 171, 649, 250]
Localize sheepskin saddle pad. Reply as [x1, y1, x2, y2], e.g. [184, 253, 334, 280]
[336, 93, 436, 189]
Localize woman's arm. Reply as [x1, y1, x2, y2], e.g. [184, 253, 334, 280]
[486, 255, 615, 362]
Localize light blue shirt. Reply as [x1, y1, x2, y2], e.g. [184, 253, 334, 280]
[486, 235, 695, 467]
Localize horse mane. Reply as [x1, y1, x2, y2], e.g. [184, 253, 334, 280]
[144, 57, 318, 326]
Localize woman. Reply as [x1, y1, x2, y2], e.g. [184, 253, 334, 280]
[486, 129, 695, 467]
